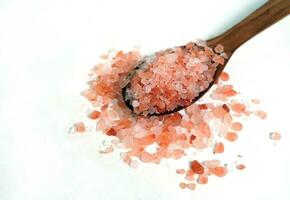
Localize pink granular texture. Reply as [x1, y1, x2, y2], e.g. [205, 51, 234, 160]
[79, 47, 276, 190]
[127, 42, 226, 115]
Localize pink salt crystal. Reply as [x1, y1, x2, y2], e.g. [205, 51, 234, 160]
[185, 175, 195, 182]
[223, 113, 233, 124]
[137, 134, 155, 146]
[212, 55, 225, 65]
[172, 149, 186, 159]
[254, 110, 267, 120]
[198, 104, 208, 110]
[156, 131, 172, 147]
[209, 166, 228, 177]
[101, 104, 109, 112]
[214, 44, 224, 53]
[213, 142, 224, 153]
[83, 90, 97, 101]
[176, 169, 186, 174]
[140, 152, 155, 163]
[212, 106, 228, 119]
[74, 122, 86, 133]
[89, 110, 101, 120]
[216, 85, 237, 97]
[197, 122, 211, 138]
[197, 174, 208, 184]
[231, 122, 243, 131]
[190, 160, 204, 175]
[236, 164, 246, 170]
[106, 128, 117, 136]
[269, 132, 281, 141]
[203, 160, 221, 168]
[185, 169, 195, 181]
[132, 100, 140, 107]
[229, 102, 246, 113]
[186, 183, 196, 190]
[179, 182, 187, 189]
[181, 120, 195, 132]
[165, 53, 177, 63]
[219, 72, 230, 82]
[226, 132, 238, 142]
[129, 160, 139, 169]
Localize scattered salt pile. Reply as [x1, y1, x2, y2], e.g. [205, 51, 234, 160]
[73, 46, 280, 190]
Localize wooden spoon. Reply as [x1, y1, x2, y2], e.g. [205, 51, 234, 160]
[122, 0, 290, 115]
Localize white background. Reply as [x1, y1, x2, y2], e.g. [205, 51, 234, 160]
[0, 0, 290, 199]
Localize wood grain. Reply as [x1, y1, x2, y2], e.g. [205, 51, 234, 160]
[207, 0, 290, 55]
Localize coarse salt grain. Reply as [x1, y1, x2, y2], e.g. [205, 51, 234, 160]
[187, 183, 196, 190]
[236, 164, 246, 170]
[213, 142, 224, 153]
[269, 132, 281, 141]
[226, 132, 238, 142]
[75, 122, 86, 133]
[190, 160, 204, 175]
[254, 110, 267, 119]
[219, 72, 230, 81]
[176, 169, 186, 174]
[89, 110, 101, 120]
[197, 174, 208, 184]
[179, 182, 187, 189]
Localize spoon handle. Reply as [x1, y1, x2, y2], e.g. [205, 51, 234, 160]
[207, 0, 290, 55]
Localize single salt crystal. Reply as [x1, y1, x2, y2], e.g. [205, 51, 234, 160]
[186, 183, 196, 190]
[269, 132, 281, 141]
[236, 164, 246, 170]
[74, 122, 86, 133]
[254, 110, 267, 120]
[200, 64, 208, 71]
[165, 53, 177, 63]
[179, 182, 187, 189]
[176, 169, 185, 174]
[187, 58, 200, 67]
[195, 39, 206, 47]
[214, 44, 224, 53]
[129, 160, 139, 169]
[144, 85, 152, 93]
[199, 55, 209, 62]
[175, 83, 183, 91]
[141, 78, 150, 85]
[132, 100, 140, 107]
[203, 160, 221, 168]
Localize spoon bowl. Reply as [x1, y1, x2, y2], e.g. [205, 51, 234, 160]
[122, 0, 290, 116]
